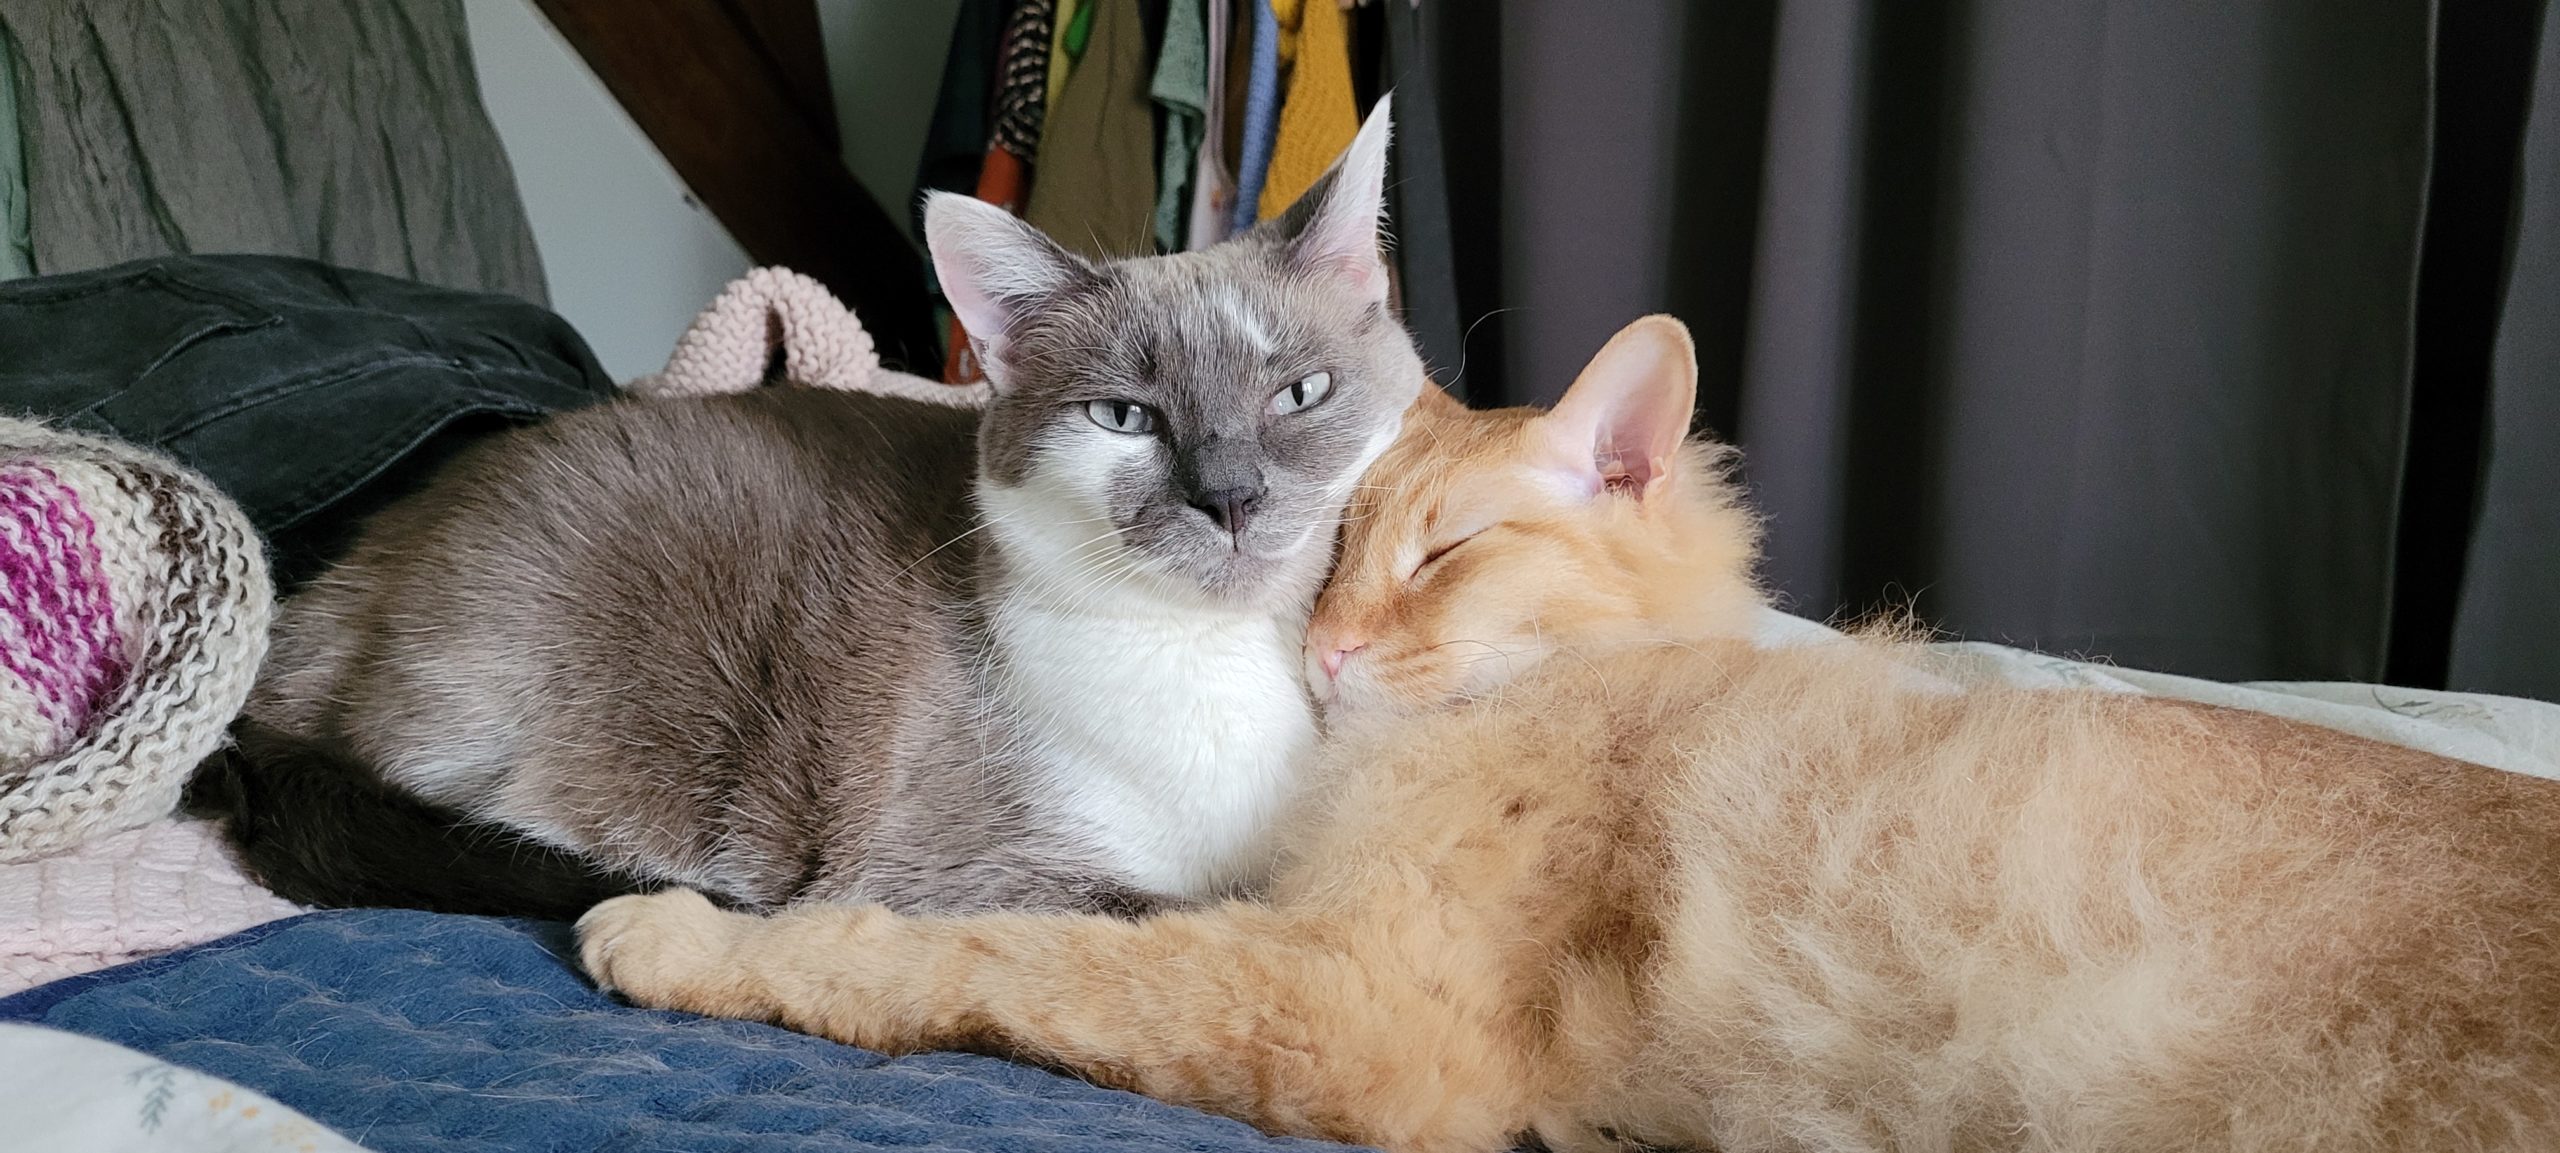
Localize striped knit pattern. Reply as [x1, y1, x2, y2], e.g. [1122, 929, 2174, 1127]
[0, 419, 272, 863]
[992, 0, 1057, 160]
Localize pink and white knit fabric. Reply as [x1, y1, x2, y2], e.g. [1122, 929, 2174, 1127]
[0, 461, 128, 769]
[0, 818, 300, 995]
[0, 420, 271, 862]
[625, 266, 990, 406]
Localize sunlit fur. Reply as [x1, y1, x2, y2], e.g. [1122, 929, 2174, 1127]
[582, 317, 2560, 1152]
[1302, 385, 1762, 714]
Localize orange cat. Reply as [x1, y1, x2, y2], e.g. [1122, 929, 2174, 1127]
[580, 317, 2560, 1152]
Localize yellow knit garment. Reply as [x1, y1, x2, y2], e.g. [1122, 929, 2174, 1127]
[1255, 0, 1358, 220]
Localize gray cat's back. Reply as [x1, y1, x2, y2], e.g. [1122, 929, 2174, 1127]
[252, 388, 982, 902]
[227, 102, 1425, 918]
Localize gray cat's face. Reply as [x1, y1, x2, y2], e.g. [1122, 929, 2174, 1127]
[930, 101, 1424, 613]
[975, 249, 1417, 608]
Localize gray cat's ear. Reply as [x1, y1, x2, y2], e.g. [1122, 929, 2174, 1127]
[924, 193, 1096, 388]
[1532, 315, 1698, 501]
[1271, 94, 1393, 305]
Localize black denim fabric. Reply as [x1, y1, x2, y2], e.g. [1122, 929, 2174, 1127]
[0, 255, 615, 589]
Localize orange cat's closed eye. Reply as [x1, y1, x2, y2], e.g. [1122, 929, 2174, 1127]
[1306, 316, 1764, 715]
[1409, 533, 1476, 579]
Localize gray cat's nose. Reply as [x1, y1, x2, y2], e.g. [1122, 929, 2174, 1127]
[1188, 485, 1265, 537]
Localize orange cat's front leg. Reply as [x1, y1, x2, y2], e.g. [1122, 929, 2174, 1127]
[578, 889, 1527, 1153]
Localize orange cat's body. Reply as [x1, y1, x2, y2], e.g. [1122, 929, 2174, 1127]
[582, 319, 2560, 1151]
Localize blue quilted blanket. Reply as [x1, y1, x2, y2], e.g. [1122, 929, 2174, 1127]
[0, 909, 1364, 1153]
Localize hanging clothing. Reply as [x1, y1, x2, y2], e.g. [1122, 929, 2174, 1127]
[1065, 0, 1097, 55]
[1024, 0, 1158, 258]
[1183, 0, 1237, 250]
[1227, 0, 1283, 233]
[944, 0, 1057, 384]
[1220, 0, 1253, 174]
[971, 148, 1032, 227]
[912, 0, 1009, 240]
[1148, 0, 1209, 252]
[1256, 0, 1357, 219]
[1045, 0, 1086, 112]
[991, 0, 1058, 162]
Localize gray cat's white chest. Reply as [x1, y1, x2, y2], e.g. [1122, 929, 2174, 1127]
[988, 598, 1318, 897]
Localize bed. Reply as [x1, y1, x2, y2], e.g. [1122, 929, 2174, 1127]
[2, 607, 2553, 1151]
[0, 909, 1348, 1153]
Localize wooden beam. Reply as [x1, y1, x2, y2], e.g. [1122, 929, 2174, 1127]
[722, 0, 841, 154]
[533, 0, 943, 376]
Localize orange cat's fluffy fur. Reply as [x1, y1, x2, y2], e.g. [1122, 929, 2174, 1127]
[581, 318, 2560, 1152]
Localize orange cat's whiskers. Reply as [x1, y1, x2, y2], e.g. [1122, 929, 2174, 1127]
[580, 314, 2560, 1153]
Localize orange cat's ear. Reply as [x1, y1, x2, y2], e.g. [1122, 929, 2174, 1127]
[1532, 315, 1698, 500]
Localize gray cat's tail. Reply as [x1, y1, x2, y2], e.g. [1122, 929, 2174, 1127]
[185, 720, 655, 921]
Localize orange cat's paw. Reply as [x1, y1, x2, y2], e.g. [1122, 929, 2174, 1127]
[577, 889, 752, 1012]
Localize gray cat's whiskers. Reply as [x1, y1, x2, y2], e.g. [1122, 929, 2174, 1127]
[1442, 306, 1518, 398]
[902, 507, 1124, 588]
[892, 516, 1005, 583]
[1003, 344, 1120, 367]
[1005, 532, 1141, 612]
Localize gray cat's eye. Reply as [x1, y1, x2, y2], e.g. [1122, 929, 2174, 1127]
[1086, 399, 1157, 434]
[1269, 372, 1333, 416]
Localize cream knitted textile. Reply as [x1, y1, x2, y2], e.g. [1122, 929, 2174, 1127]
[626, 266, 991, 406]
[0, 419, 272, 862]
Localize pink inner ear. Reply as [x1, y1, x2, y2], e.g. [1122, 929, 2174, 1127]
[1529, 318, 1699, 502]
[1546, 319, 1697, 501]
[1530, 449, 1606, 502]
[1596, 442, 1660, 493]
[1529, 412, 1639, 502]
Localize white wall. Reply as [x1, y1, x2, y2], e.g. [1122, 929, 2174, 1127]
[816, 0, 960, 238]
[463, 0, 752, 381]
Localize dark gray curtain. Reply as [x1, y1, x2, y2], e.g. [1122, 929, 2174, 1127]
[2450, 5, 2560, 701]
[1418, 0, 2557, 698]
[0, 0, 547, 304]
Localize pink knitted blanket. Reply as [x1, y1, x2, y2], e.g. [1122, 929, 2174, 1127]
[0, 818, 300, 996]
[625, 266, 988, 406]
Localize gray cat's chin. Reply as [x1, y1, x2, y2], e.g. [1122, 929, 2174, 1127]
[1174, 546, 1327, 611]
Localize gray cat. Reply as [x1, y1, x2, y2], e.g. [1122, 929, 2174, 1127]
[209, 102, 1424, 918]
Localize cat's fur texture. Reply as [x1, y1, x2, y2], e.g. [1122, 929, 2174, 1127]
[579, 317, 2560, 1152]
[218, 104, 1426, 918]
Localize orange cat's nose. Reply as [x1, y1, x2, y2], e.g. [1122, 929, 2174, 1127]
[1320, 641, 1366, 680]
[1305, 627, 1368, 689]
